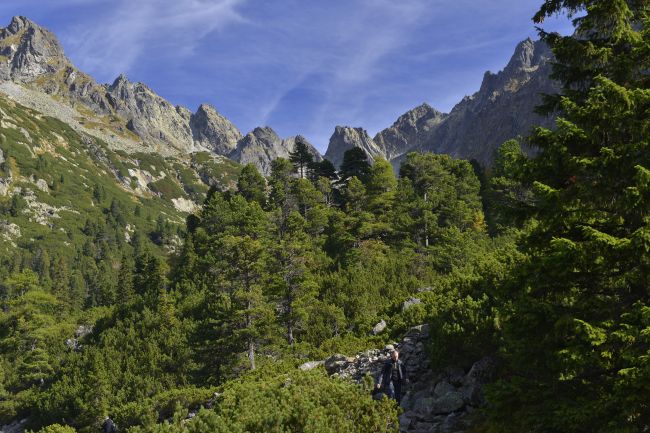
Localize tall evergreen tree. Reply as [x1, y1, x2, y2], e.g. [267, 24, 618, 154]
[339, 148, 371, 184]
[237, 163, 267, 206]
[489, 2, 650, 431]
[309, 159, 338, 182]
[271, 212, 318, 346]
[116, 253, 135, 305]
[289, 138, 314, 179]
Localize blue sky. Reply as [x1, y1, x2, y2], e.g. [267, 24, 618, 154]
[0, 0, 573, 152]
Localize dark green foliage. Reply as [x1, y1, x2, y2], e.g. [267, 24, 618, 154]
[236, 164, 267, 206]
[339, 147, 371, 184]
[288, 138, 314, 179]
[309, 158, 338, 182]
[132, 369, 399, 433]
[485, 2, 650, 432]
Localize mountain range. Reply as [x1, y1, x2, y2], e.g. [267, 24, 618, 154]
[0, 15, 558, 175]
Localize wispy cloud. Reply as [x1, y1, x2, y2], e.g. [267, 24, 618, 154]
[60, 0, 246, 81]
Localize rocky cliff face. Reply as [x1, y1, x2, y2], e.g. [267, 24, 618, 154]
[373, 103, 446, 161]
[325, 38, 558, 168]
[0, 17, 244, 158]
[230, 127, 321, 175]
[421, 38, 556, 165]
[190, 103, 242, 155]
[106, 74, 197, 153]
[324, 126, 384, 168]
[0, 16, 68, 82]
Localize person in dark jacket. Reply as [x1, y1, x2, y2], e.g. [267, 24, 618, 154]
[102, 416, 117, 433]
[375, 349, 407, 404]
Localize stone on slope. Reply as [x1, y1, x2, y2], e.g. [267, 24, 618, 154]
[298, 360, 324, 371]
[372, 319, 387, 335]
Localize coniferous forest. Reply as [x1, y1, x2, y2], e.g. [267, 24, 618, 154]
[0, 1, 649, 432]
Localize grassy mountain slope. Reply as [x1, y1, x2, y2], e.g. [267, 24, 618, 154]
[0, 94, 241, 257]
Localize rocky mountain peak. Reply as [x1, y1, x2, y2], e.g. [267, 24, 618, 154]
[190, 103, 242, 155]
[110, 73, 130, 87]
[417, 38, 557, 165]
[324, 126, 383, 168]
[7, 16, 34, 33]
[373, 103, 447, 161]
[230, 127, 322, 175]
[0, 16, 69, 82]
[508, 37, 541, 71]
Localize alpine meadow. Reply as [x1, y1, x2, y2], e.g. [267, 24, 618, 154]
[0, 1, 648, 433]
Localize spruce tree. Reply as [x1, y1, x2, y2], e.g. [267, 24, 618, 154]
[489, 2, 650, 431]
[288, 137, 314, 179]
[270, 212, 318, 346]
[237, 163, 267, 206]
[339, 148, 371, 184]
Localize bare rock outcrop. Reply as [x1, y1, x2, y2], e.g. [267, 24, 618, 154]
[324, 126, 384, 169]
[327, 38, 559, 169]
[374, 103, 446, 161]
[312, 324, 496, 433]
[421, 38, 557, 165]
[230, 127, 321, 175]
[190, 103, 242, 155]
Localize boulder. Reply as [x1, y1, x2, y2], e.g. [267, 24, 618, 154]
[298, 360, 324, 371]
[35, 178, 49, 192]
[402, 297, 422, 311]
[324, 354, 351, 375]
[0, 418, 28, 433]
[464, 356, 496, 385]
[372, 319, 387, 335]
[431, 391, 465, 414]
[433, 380, 455, 398]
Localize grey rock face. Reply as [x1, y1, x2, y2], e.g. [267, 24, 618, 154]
[106, 74, 196, 153]
[0, 16, 69, 82]
[402, 297, 422, 311]
[372, 319, 387, 335]
[420, 38, 557, 165]
[230, 127, 321, 175]
[0, 17, 113, 115]
[324, 126, 384, 169]
[374, 103, 446, 160]
[361, 38, 558, 170]
[0, 17, 243, 158]
[190, 103, 242, 155]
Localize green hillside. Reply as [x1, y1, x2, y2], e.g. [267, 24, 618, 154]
[1, 1, 649, 433]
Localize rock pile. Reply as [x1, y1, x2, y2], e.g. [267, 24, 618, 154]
[309, 324, 496, 433]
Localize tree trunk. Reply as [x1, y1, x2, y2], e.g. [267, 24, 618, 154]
[248, 338, 256, 370]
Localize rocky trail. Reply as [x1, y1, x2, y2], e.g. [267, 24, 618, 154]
[303, 324, 495, 433]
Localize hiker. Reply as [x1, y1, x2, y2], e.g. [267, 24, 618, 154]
[102, 416, 117, 433]
[375, 348, 407, 404]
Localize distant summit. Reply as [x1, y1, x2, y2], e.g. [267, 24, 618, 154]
[0, 16, 69, 82]
[324, 126, 383, 169]
[0, 16, 558, 171]
[325, 38, 558, 167]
